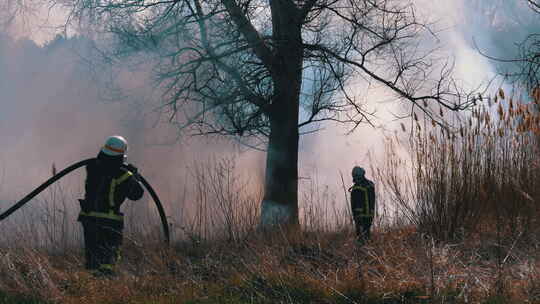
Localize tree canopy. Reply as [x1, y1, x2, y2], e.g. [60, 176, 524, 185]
[56, 0, 480, 227]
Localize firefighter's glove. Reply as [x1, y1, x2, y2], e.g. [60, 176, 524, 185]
[126, 163, 141, 180]
[126, 163, 138, 174]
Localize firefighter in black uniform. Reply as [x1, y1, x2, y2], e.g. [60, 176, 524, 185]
[349, 166, 375, 243]
[78, 135, 144, 275]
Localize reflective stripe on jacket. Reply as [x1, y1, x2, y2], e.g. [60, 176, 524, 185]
[349, 179, 375, 218]
[79, 158, 143, 222]
[80, 171, 133, 221]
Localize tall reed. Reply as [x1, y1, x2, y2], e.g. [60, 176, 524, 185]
[381, 88, 540, 242]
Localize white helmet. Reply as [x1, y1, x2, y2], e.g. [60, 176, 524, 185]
[352, 166, 365, 179]
[101, 135, 128, 156]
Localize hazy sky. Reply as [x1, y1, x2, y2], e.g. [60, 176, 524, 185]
[0, 0, 539, 232]
[2, 0, 538, 179]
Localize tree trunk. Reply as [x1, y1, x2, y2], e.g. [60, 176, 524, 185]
[260, 1, 303, 229]
[261, 113, 300, 228]
[260, 60, 302, 228]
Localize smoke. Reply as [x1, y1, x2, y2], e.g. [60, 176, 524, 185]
[1, 0, 539, 241]
[302, 0, 540, 215]
[0, 32, 265, 244]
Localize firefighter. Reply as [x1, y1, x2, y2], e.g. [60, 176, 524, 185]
[78, 135, 144, 276]
[349, 166, 375, 243]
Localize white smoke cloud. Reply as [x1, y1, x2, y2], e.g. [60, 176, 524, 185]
[303, 0, 540, 216]
[1, 0, 539, 239]
[0, 33, 266, 245]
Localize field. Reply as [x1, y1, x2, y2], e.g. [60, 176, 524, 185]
[0, 90, 539, 304]
[0, 224, 538, 303]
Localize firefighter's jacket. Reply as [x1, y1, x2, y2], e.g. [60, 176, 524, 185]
[349, 179, 376, 218]
[78, 159, 144, 225]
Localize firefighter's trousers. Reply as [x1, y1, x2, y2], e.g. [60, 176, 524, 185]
[80, 218, 123, 273]
[353, 215, 373, 241]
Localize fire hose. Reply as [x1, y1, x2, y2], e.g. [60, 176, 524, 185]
[0, 158, 170, 245]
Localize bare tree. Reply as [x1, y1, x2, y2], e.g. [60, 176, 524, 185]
[529, 0, 540, 13]
[518, 33, 540, 92]
[469, 0, 540, 93]
[57, 0, 478, 228]
[0, 0, 30, 29]
[519, 0, 540, 91]
[0, 0, 52, 33]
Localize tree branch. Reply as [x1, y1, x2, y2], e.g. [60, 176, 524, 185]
[299, 0, 318, 21]
[191, 0, 269, 110]
[221, 0, 275, 70]
[303, 43, 475, 111]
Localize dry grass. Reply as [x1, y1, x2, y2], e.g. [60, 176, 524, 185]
[2, 89, 540, 303]
[0, 225, 538, 303]
[380, 88, 540, 243]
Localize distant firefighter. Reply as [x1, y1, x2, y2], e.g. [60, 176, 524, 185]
[349, 166, 375, 243]
[78, 135, 144, 276]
